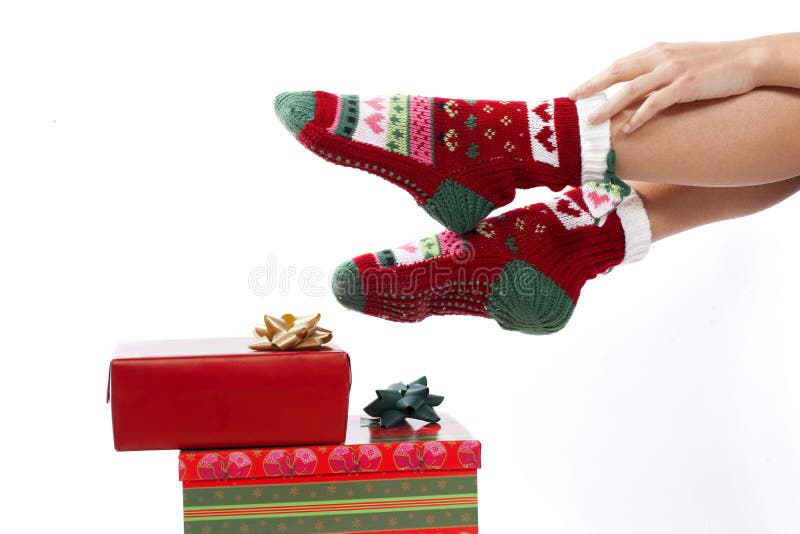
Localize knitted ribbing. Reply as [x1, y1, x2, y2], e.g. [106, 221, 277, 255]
[331, 188, 649, 334]
[276, 90, 609, 233]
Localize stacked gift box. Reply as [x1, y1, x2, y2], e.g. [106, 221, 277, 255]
[108, 317, 481, 533]
[179, 415, 480, 533]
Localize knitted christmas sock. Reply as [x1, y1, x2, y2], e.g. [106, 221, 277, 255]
[331, 187, 650, 334]
[275, 91, 625, 233]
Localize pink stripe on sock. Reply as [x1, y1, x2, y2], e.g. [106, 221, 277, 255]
[327, 95, 342, 134]
[438, 230, 466, 257]
[409, 95, 433, 166]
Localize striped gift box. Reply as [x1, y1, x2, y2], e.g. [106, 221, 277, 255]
[179, 414, 481, 533]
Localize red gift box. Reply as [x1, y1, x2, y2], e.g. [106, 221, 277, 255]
[108, 337, 351, 451]
[179, 414, 481, 533]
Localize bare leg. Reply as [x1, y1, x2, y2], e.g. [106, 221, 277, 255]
[629, 177, 800, 242]
[612, 88, 800, 187]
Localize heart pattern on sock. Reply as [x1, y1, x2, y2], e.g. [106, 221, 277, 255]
[364, 112, 385, 134]
[364, 97, 385, 111]
[535, 125, 556, 152]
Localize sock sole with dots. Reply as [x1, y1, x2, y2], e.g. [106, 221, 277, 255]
[275, 90, 613, 233]
[330, 187, 651, 334]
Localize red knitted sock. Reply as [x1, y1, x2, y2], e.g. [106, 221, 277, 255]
[276, 91, 614, 232]
[331, 188, 651, 334]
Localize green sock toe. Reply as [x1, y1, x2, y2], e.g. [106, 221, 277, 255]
[422, 179, 495, 233]
[487, 260, 575, 334]
[331, 260, 366, 312]
[274, 91, 316, 137]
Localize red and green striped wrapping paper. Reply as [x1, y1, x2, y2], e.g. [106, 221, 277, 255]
[180, 414, 481, 533]
[183, 471, 478, 533]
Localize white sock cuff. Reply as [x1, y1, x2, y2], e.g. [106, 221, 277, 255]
[615, 190, 651, 264]
[575, 93, 611, 185]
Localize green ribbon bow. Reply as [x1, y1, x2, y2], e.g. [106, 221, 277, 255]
[363, 376, 444, 428]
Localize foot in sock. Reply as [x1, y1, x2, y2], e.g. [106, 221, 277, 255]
[330, 188, 650, 334]
[275, 90, 623, 233]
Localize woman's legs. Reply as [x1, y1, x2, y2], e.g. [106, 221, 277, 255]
[612, 87, 800, 187]
[631, 176, 800, 241]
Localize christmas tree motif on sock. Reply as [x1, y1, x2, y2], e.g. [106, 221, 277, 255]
[275, 90, 621, 232]
[331, 188, 651, 334]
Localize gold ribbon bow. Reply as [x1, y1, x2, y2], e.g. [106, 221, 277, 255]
[249, 313, 333, 351]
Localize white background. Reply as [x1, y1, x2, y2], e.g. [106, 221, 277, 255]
[1, 1, 798, 532]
